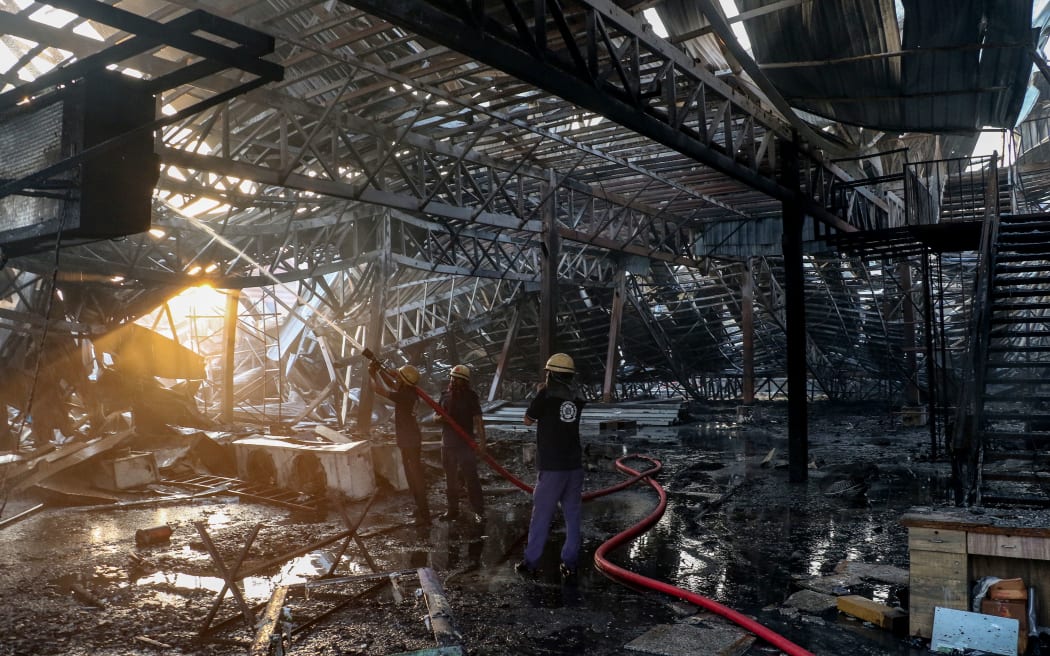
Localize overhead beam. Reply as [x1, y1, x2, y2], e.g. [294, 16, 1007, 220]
[344, 0, 867, 234]
[670, 0, 806, 44]
[161, 148, 718, 270]
[691, 0, 840, 154]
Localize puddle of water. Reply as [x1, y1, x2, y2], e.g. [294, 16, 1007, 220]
[132, 551, 340, 601]
[522, 422, 948, 655]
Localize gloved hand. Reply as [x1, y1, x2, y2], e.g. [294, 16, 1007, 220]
[368, 361, 381, 376]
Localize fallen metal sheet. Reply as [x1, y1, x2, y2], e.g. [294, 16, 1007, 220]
[288, 569, 418, 591]
[624, 621, 754, 656]
[387, 648, 464, 656]
[931, 607, 1018, 656]
[11, 430, 133, 493]
[65, 483, 232, 512]
[93, 323, 205, 380]
[35, 478, 121, 505]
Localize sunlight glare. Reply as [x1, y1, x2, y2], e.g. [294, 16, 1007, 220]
[164, 284, 227, 324]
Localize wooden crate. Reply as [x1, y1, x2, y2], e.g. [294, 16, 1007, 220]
[908, 546, 969, 639]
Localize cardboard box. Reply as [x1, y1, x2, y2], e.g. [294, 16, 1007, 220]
[989, 578, 1027, 601]
[981, 598, 1028, 654]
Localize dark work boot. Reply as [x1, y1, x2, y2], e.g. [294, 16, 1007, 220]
[514, 560, 537, 579]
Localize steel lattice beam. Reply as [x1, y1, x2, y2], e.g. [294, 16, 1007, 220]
[343, 0, 881, 234]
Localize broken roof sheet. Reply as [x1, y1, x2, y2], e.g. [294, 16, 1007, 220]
[732, 0, 1034, 133]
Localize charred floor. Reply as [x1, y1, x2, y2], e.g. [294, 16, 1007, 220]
[0, 401, 949, 656]
[5, 1, 1050, 655]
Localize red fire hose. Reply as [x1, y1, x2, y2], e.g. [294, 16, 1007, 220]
[595, 456, 816, 656]
[391, 373, 813, 655]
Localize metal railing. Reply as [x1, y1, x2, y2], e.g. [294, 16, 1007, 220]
[948, 155, 1001, 505]
[904, 155, 998, 227]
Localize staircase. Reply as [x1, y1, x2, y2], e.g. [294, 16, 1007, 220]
[977, 213, 1050, 506]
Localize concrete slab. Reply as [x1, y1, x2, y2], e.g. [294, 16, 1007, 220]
[784, 589, 838, 614]
[233, 436, 375, 499]
[624, 621, 754, 656]
[792, 573, 852, 595]
[833, 560, 909, 586]
[372, 443, 408, 491]
[794, 560, 910, 596]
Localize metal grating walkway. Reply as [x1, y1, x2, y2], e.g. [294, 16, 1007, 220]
[162, 473, 324, 513]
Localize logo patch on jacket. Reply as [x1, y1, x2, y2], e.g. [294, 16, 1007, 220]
[559, 400, 578, 422]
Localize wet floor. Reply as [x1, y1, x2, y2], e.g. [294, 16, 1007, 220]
[0, 403, 958, 655]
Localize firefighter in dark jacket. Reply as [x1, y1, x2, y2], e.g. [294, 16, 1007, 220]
[370, 361, 431, 526]
[516, 353, 585, 580]
[437, 364, 486, 523]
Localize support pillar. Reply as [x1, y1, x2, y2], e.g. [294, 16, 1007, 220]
[899, 261, 920, 405]
[603, 267, 627, 402]
[538, 170, 559, 374]
[488, 306, 521, 402]
[781, 139, 808, 483]
[741, 258, 755, 405]
[222, 289, 241, 424]
[358, 212, 389, 430]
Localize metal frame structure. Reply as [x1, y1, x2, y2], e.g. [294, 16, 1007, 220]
[0, 0, 1035, 466]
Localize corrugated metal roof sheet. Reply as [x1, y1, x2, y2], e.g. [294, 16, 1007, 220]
[718, 0, 1034, 133]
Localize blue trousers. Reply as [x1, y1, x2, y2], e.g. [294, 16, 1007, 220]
[523, 468, 584, 569]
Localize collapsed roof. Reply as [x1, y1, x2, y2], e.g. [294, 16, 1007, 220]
[0, 0, 1046, 426]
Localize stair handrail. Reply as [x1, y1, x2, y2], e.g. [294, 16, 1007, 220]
[951, 153, 1001, 505]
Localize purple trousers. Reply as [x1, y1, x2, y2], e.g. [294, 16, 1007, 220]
[523, 468, 584, 570]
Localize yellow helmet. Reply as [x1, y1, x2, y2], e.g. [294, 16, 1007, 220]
[397, 365, 420, 386]
[450, 364, 471, 381]
[545, 353, 575, 374]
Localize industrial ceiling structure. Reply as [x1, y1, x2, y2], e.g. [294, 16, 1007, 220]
[0, 0, 1048, 447]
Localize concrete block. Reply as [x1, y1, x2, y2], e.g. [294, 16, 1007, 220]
[233, 437, 375, 500]
[625, 621, 753, 656]
[785, 589, 838, 614]
[372, 443, 408, 491]
[96, 450, 158, 490]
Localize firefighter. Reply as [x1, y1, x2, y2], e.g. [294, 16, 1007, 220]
[515, 353, 585, 581]
[370, 362, 431, 527]
[437, 364, 486, 523]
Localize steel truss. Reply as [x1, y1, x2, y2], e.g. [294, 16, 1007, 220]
[0, 0, 942, 426]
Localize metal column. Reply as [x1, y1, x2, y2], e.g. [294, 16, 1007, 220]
[781, 139, 808, 483]
[358, 212, 390, 430]
[603, 267, 627, 402]
[741, 258, 755, 405]
[222, 288, 241, 423]
[539, 170, 559, 373]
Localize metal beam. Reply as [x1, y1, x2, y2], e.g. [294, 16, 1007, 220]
[741, 257, 754, 404]
[488, 305, 521, 402]
[602, 267, 626, 402]
[344, 0, 868, 234]
[780, 140, 808, 483]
